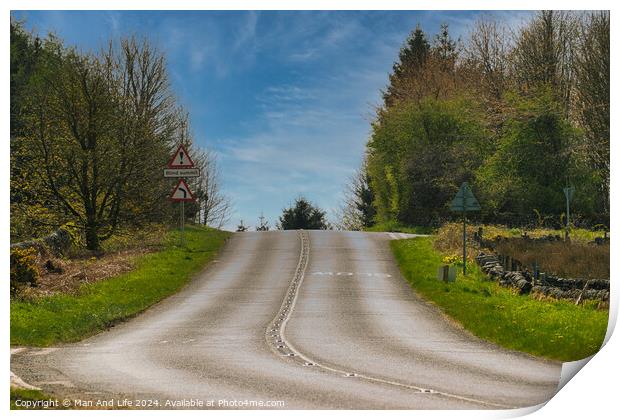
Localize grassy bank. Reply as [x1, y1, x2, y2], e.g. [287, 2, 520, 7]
[365, 221, 435, 235]
[367, 220, 606, 242]
[391, 236, 608, 361]
[11, 226, 230, 347]
[10, 388, 61, 410]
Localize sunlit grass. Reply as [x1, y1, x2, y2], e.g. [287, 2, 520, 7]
[10, 388, 61, 410]
[11, 226, 230, 346]
[365, 221, 435, 234]
[391, 236, 609, 361]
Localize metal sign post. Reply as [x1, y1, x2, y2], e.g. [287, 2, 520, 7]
[450, 182, 481, 276]
[170, 178, 195, 246]
[563, 186, 575, 240]
[462, 211, 467, 275]
[181, 201, 185, 247]
[166, 144, 197, 247]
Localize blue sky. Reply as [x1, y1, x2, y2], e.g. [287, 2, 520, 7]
[12, 10, 533, 230]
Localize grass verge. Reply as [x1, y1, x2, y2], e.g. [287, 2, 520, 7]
[10, 388, 61, 410]
[365, 221, 435, 235]
[11, 225, 230, 347]
[391, 236, 609, 361]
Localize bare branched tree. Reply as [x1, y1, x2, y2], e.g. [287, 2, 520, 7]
[574, 11, 610, 219]
[510, 10, 580, 115]
[21, 37, 178, 250]
[466, 16, 510, 101]
[336, 158, 376, 231]
[192, 148, 232, 229]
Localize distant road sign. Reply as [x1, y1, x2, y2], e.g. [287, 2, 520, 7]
[169, 178, 196, 202]
[167, 144, 195, 169]
[164, 168, 200, 178]
[450, 182, 481, 212]
[449, 182, 481, 276]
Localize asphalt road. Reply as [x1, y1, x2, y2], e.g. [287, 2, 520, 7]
[11, 230, 562, 409]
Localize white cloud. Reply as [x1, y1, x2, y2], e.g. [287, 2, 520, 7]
[288, 48, 318, 62]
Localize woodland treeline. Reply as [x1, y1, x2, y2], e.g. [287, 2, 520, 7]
[341, 11, 609, 230]
[10, 22, 231, 249]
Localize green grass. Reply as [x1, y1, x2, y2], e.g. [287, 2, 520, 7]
[478, 224, 606, 243]
[11, 225, 230, 347]
[390, 236, 609, 361]
[10, 388, 60, 410]
[367, 220, 607, 243]
[365, 221, 435, 235]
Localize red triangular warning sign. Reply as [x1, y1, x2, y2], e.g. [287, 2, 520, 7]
[167, 144, 195, 169]
[169, 178, 195, 202]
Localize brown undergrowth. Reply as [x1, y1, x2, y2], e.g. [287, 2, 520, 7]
[434, 222, 609, 280]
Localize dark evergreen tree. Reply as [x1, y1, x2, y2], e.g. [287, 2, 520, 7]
[236, 220, 249, 232]
[256, 212, 270, 231]
[432, 23, 459, 71]
[353, 162, 376, 228]
[383, 25, 430, 107]
[278, 197, 329, 230]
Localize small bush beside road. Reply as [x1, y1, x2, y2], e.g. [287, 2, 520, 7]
[11, 226, 230, 347]
[391, 236, 608, 361]
[10, 247, 40, 297]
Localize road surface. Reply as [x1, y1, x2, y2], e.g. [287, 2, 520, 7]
[11, 230, 561, 409]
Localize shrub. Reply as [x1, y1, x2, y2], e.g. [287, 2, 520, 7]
[10, 247, 40, 297]
[434, 222, 480, 263]
[442, 254, 460, 265]
[43, 227, 73, 256]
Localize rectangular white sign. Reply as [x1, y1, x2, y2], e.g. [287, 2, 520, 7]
[163, 168, 200, 178]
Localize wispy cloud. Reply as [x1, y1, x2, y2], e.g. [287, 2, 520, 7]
[234, 11, 258, 50]
[159, 11, 261, 78]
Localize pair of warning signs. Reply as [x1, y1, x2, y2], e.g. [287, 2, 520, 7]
[166, 144, 199, 202]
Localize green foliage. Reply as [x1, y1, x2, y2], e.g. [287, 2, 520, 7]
[364, 221, 434, 235]
[367, 96, 490, 226]
[338, 152, 376, 231]
[10, 21, 188, 250]
[357, 14, 609, 232]
[391, 236, 608, 361]
[476, 87, 600, 225]
[574, 12, 610, 219]
[10, 226, 230, 346]
[10, 247, 39, 297]
[383, 25, 430, 107]
[278, 197, 330, 230]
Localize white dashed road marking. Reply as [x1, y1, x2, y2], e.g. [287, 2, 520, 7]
[266, 231, 515, 409]
[310, 272, 392, 278]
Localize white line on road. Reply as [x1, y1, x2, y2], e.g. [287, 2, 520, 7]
[10, 371, 41, 390]
[310, 271, 392, 278]
[266, 231, 515, 409]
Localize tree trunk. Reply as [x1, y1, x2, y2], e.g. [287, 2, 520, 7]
[85, 220, 100, 251]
